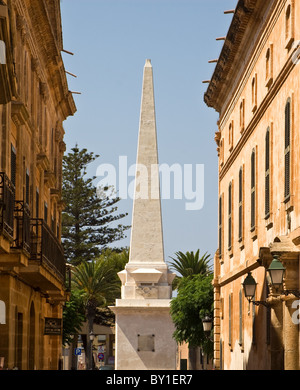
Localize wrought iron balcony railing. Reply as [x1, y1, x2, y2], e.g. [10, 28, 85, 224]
[11, 200, 31, 255]
[0, 172, 15, 241]
[30, 218, 66, 282]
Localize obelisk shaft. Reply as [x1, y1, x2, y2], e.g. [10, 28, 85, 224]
[129, 59, 165, 264]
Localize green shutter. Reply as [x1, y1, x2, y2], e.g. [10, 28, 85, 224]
[252, 302, 256, 345]
[239, 290, 243, 346]
[11, 144, 16, 187]
[284, 100, 291, 200]
[229, 294, 232, 346]
[219, 195, 222, 258]
[228, 183, 232, 250]
[265, 128, 270, 217]
[25, 169, 30, 205]
[238, 167, 243, 241]
[251, 150, 256, 230]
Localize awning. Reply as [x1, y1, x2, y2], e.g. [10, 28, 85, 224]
[0, 300, 6, 324]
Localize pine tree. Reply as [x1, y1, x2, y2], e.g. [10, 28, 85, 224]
[62, 145, 130, 265]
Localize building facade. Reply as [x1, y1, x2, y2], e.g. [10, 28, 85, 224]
[205, 0, 300, 370]
[0, 0, 76, 369]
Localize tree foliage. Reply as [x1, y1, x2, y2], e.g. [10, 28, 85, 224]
[62, 249, 128, 345]
[170, 273, 214, 355]
[169, 249, 212, 289]
[71, 257, 121, 323]
[62, 146, 130, 265]
[63, 289, 85, 346]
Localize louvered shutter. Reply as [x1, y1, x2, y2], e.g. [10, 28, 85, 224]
[265, 128, 270, 217]
[228, 183, 232, 249]
[219, 195, 222, 258]
[284, 101, 291, 200]
[251, 150, 256, 230]
[11, 144, 16, 187]
[238, 167, 243, 241]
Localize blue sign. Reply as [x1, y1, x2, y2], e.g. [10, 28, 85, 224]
[98, 353, 104, 361]
[75, 348, 82, 356]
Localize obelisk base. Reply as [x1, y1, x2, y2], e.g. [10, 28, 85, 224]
[110, 300, 176, 370]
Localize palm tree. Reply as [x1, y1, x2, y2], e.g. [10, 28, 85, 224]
[169, 249, 212, 370]
[169, 249, 212, 289]
[72, 258, 120, 369]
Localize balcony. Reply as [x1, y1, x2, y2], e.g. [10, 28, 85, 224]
[20, 219, 66, 293]
[0, 200, 31, 267]
[0, 172, 15, 244]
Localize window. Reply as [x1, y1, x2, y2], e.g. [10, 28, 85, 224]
[239, 289, 243, 347]
[228, 293, 233, 347]
[25, 169, 30, 205]
[220, 138, 224, 166]
[266, 282, 271, 346]
[51, 216, 55, 232]
[219, 194, 223, 259]
[252, 301, 256, 345]
[251, 74, 257, 112]
[285, 2, 294, 49]
[265, 45, 273, 88]
[44, 201, 48, 223]
[228, 182, 232, 250]
[36, 188, 39, 218]
[284, 99, 291, 201]
[240, 99, 245, 132]
[11, 144, 16, 187]
[238, 167, 243, 241]
[286, 4, 291, 39]
[265, 128, 271, 217]
[229, 121, 234, 151]
[251, 149, 256, 231]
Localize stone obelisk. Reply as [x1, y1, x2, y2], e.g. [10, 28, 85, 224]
[110, 59, 176, 370]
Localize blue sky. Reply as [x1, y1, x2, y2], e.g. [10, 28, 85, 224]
[60, 0, 237, 266]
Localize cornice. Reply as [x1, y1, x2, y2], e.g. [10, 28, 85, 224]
[13, 0, 76, 119]
[217, 0, 284, 130]
[204, 0, 258, 112]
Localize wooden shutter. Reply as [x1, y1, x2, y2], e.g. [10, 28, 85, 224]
[284, 100, 291, 200]
[238, 167, 243, 241]
[251, 149, 256, 230]
[11, 144, 16, 187]
[36, 188, 39, 218]
[229, 293, 233, 347]
[219, 194, 222, 258]
[266, 282, 271, 345]
[44, 201, 48, 223]
[228, 183, 232, 250]
[239, 289, 243, 346]
[265, 128, 270, 217]
[252, 302, 256, 345]
[25, 169, 30, 205]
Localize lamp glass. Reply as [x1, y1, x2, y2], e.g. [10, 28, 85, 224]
[242, 272, 257, 300]
[89, 331, 95, 342]
[202, 316, 213, 333]
[267, 256, 285, 288]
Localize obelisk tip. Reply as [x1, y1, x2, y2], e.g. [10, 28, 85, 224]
[145, 59, 152, 67]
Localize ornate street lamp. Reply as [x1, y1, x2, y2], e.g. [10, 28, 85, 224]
[202, 315, 213, 334]
[242, 272, 257, 303]
[267, 255, 300, 298]
[267, 254, 286, 289]
[242, 272, 270, 307]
